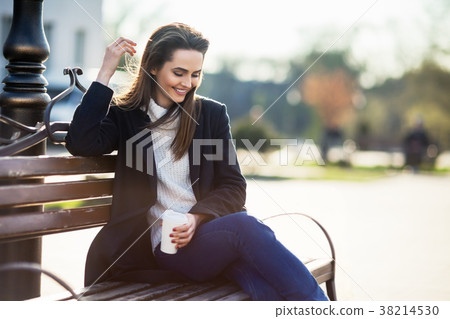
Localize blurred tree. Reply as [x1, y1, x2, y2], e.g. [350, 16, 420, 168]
[298, 51, 361, 155]
[231, 116, 279, 152]
[356, 61, 450, 151]
[301, 68, 357, 129]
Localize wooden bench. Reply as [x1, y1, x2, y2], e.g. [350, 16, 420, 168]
[0, 154, 337, 301]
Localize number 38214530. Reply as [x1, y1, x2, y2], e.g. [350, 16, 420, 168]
[379, 305, 439, 316]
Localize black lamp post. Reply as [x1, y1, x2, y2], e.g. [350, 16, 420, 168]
[0, 0, 50, 300]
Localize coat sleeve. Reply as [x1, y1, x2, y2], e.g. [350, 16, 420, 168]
[65, 81, 119, 156]
[188, 104, 246, 218]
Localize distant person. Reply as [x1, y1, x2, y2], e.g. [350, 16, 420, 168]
[65, 23, 327, 300]
[321, 128, 343, 162]
[404, 117, 430, 171]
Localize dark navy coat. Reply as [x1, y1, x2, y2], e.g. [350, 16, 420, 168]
[65, 82, 246, 286]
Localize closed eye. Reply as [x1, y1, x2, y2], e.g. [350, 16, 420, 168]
[174, 72, 200, 78]
[172, 67, 202, 78]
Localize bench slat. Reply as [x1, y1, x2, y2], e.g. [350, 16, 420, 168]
[185, 282, 242, 301]
[112, 282, 190, 301]
[215, 290, 251, 301]
[153, 282, 217, 301]
[0, 204, 110, 242]
[81, 283, 153, 301]
[42, 281, 127, 301]
[73, 281, 127, 298]
[0, 179, 114, 208]
[35, 281, 127, 301]
[0, 155, 116, 179]
[47, 281, 249, 301]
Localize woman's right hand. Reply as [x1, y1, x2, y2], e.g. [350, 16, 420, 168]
[96, 37, 136, 86]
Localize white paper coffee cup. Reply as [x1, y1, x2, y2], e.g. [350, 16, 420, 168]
[160, 210, 188, 254]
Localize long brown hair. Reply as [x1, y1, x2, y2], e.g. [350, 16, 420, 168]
[113, 23, 210, 160]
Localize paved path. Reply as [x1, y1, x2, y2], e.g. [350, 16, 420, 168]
[42, 172, 450, 300]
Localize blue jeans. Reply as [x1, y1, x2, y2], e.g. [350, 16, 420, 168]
[154, 212, 328, 301]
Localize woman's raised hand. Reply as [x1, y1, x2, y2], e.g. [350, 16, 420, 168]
[96, 37, 137, 86]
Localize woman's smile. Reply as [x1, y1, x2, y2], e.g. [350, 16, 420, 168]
[173, 87, 188, 95]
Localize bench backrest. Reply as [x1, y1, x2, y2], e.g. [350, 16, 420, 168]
[0, 155, 116, 243]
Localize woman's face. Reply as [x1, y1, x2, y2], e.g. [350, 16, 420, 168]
[151, 49, 204, 108]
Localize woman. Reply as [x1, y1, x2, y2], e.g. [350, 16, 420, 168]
[66, 23, 327, 301]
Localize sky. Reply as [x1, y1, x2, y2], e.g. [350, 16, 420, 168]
[102, 0, 446, 86]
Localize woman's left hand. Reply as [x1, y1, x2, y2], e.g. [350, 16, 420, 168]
[170, 213, 208, 249]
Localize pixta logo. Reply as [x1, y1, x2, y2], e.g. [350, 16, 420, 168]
[126, 129, 325, 176]
[126, 129, 172, 175]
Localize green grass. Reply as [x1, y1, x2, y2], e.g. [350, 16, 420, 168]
[307, 166, 394, 181]
[243, 174, 294, 181]
[244, 165, 396, 182]
[245, 164, 450, 182]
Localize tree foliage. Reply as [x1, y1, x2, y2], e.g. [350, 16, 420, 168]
[299, 51, 360, 130]
[353, 61, 450, 150]
[301, 68, 357, 129]
[231, 116, 279, 152]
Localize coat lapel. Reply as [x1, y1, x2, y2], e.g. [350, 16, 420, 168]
[189, 113, 203, 199]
